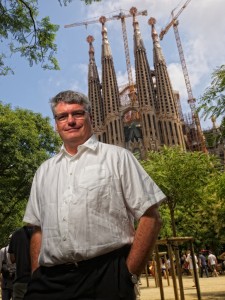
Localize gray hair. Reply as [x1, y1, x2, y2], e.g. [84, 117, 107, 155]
[50, 90, 91, 115]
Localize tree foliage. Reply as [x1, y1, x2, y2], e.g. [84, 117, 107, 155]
[0, 0, 102, 75]
[0, 102, 61, 246]
[0, 0, 61, 75]
[198, 65, 225, 119]
[140, 146, 224, 251]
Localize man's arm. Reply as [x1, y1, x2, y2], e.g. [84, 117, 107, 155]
[215, 256, 218, 266]
[208, 258, 211, 267]
[126, 204, 162, 275]
[9, 254, 15, 264]
[0, 249, 3, 271]
[30, 226, 42, 273]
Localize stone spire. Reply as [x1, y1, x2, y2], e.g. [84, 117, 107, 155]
[87, 35, 105, 142]
[100, 16, 124, 146]
[149, 17, 185, 149]
[130, 7, 159, 151]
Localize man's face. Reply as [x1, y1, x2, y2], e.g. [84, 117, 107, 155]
[54, 102, 92, 147]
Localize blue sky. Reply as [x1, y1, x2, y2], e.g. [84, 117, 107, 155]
[1, 0, 224, 129]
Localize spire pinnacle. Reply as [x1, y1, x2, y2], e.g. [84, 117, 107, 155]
[148, 17, 159, 43]
[99, 16, 112, 57]
[86, 35, 95, 59]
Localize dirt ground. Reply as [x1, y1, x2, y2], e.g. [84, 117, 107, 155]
[139, 274, 225, 300]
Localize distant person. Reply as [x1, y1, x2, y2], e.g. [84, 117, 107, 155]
[208, 251, 218, 277]
[161, 258, 167, 279]
[22, 90, 166, 300]
[186, 251, 199, 287]
[198, 252, 209, 278]
[148, 260, 155, 277]
[218, 251, 225, 272]
[8, 226, 33, 300]
[218, 252, 225, 260]
[166, 258, 171, 276]
[0, 235, 16, 300]
[180, 252, 189, 275]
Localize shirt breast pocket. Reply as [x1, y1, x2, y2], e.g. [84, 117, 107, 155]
[78, 165, 109, 190]
[77, 165, 111, 210]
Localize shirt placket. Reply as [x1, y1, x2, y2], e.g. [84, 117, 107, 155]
[59, 157, 77, 244]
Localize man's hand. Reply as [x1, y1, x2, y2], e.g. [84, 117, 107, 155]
[126, 204, 162, 275]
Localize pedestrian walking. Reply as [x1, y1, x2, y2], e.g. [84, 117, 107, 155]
[199, 252, 209, 278]
[208, 251, 219, 277]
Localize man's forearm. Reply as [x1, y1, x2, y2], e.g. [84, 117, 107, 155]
[126, 204, 162, 275]
[10, 254, 16, 264]
[30, 226, 42, 273]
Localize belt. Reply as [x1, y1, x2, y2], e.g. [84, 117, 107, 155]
[41, 245, 131, 274]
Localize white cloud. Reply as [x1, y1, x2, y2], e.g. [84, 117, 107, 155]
[167, 63, 186, 99]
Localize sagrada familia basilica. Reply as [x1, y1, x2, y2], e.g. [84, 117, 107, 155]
[79, 7, 219, 160]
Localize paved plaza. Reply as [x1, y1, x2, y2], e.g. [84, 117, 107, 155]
[139, 274, 225, 300]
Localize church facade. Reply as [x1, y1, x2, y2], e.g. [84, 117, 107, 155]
[87, 10, 186, 158]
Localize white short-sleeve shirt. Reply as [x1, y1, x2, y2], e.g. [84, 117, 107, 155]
[23, 135, 166, 266]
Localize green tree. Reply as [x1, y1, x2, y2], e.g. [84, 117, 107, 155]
[0, 102, 61, 246]
[213, 171, 225, 248]
[140, 146, 220, 240]
[0, 0, 102, 75]
[198, 65, 225, 119]
[0, 0, 60, 75]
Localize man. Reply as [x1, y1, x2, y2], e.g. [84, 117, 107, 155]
[23, 90, 166, 300]
[0, 235, 16, 300]
[198, 252, 209, 278]
[8, 226, 33, 300]
[208, 251, 218, 277]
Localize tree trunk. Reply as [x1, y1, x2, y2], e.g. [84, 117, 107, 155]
[168, 198, 177, 237]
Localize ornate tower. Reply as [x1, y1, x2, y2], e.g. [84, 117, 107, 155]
[87, 35, 106, 142]
[100, 16, 124, 147]
[130, 7, 159, 151]
[149, 17, 185, 149]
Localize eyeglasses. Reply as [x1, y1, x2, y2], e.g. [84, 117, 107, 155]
[54, 110, 88, 122]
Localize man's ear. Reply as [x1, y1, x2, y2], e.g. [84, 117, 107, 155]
[55, 122, 58, 132]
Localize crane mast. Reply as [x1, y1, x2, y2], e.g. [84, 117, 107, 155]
[64, 8, 148, 104]
[172, 19, 194, 107]
[120, 15, 133, 90]
[159, 0, 207, 152]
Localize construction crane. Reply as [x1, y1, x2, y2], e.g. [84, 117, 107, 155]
[64, 8, 148, 104]
[159, 0, 207, 152]
[159, 0, 191, 40]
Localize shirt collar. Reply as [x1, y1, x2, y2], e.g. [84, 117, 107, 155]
[78, 134, 98, 152]
[56, 134, 98, 161]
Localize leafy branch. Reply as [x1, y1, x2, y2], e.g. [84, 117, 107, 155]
[198, 65, 225, 119]
[0, 0, 59, 75]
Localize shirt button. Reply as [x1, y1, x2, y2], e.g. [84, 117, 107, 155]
[63, 217, 66, 221]
[63, 237, 66, 241]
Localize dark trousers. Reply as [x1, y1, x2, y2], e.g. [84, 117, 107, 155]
[13, 282, 28, 300]
[1, 277, 13, 300]
[200, 265, 209, 277]
[2, 288, 13, 300]
[24, 246, 135, 300]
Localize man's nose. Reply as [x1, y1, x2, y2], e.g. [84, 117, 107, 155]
[67, 114, 76, 124]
